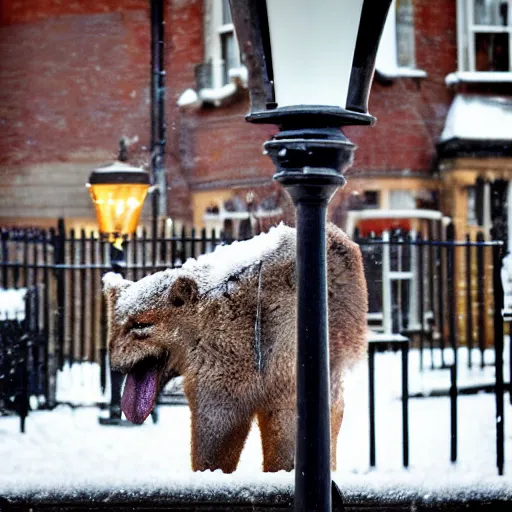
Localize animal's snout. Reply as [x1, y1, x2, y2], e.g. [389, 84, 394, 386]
[109, 336, 167, 374]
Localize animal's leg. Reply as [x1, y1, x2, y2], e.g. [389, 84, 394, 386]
[190, 404, 252, 473]
[257, 408, 295, 472]
[330, 382, 345, 470]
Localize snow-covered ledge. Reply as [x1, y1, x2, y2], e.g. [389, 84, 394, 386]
[376, 66, 427, 80]
[446, 71, 512, 86]
[2, 473, 511, 510]
[177, 66, 248, 109]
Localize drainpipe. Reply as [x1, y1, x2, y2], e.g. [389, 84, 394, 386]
[150, 0, 166, 258]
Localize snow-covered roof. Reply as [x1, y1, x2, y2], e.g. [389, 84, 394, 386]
[440, 94, 512, 143]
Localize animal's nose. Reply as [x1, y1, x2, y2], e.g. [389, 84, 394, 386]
[108, 343, 130, 373]
[108, 338, 166, 374]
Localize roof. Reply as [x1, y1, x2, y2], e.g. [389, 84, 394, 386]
[438, 94, 512, 158]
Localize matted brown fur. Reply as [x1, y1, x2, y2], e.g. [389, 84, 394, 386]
[104, 223, 367, 473]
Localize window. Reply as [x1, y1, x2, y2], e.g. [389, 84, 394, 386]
[361, 191, 380, 209]
[458, 0, 512, 72]
[204, 0, 241, 89]
[218, 0, 238, 85]
[348, 190, 380, 210]
[395, 0, 416, 68]
[390, 190, 415, 210]
[467, 186, 479, 224]
[376, 0, 425, 77]
[467, 180, 485, 226]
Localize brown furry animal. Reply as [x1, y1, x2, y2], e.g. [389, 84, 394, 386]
[103, 223, 367, 473]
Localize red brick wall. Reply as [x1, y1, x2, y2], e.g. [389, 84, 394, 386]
[173, 0, 458, 214]
[191, 99, 276, 187]
[0, 1, 151, 164]
[345, 0, 458, 175]
[165, 0, 204, 220]
[0, 0, 459, 223]
[0, 0, 145, 24]
[0, 0, 153, 219]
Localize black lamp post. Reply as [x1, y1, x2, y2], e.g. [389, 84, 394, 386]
[87, 160, 151, 425]
[228, 1, 392, 511]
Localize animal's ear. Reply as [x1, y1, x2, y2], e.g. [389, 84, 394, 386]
[102, 272, 133, 299]
[170, 276, 198, 307]
[102, 273, 133, 338]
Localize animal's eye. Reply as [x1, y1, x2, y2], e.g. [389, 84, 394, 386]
[128, 322, 154, 338]
[132, 322, 153, 330]
[172, 297, 185, 307]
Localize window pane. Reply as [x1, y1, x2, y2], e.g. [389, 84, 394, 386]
[390, 190, 415, 209]
[467, 187, 478, 225]
[474, 0, 508, 26]
[362, 191, 380, 209]
[347, 190, 379, 210]
[221, 32, 237, 84]
[475, 32, 509, 71]
[222, 0, 232, 24]
[396, 0, 415, 67]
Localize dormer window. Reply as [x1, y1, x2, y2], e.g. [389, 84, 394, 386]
[458, 0, 511, 72]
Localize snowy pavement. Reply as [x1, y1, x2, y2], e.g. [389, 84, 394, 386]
[1, 348, 511, 496]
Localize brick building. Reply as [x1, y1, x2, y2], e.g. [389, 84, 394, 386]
[1, 0, 512, 243]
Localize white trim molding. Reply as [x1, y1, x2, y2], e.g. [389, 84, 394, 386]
[446, 70, 512, 84]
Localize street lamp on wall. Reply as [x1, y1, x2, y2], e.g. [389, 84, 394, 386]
[86, 161, 150, 425]
[228, 1, 392, 511]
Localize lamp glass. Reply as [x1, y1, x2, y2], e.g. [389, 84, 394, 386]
[87, 183, 149, 237]
[266, 0, 364, 108]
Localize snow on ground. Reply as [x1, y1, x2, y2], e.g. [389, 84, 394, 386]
[0, 288, 27, 320]
[0, 347, 511, 492]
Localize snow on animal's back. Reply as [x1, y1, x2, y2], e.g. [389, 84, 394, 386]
[182, 223, 296, 293]
[111, 224, 296, 319]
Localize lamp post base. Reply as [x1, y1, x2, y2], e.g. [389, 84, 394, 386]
[266, 127, 356, 512]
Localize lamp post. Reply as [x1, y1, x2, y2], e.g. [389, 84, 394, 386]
[87, 160, 150, 425]
[228, 1, 392, 510]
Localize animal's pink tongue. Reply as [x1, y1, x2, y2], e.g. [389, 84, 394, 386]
[121, 365, 158, 424]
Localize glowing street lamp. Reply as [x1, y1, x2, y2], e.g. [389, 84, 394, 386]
[228, 1, 392, 510]
[87, 161, 150, 425]
[87, 161, 151, 250]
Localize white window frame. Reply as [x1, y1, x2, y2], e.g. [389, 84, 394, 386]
[376, 0, 426, 78]
[457, 0, 512, 73]
[205, 0, 241, 90]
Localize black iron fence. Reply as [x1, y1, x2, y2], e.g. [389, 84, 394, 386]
[356, 223, 509, 475]
[0, 287, 47, 431]
[0, 220, 509, 474]
[0, 220, 235, 397]
[356, 224, 502, 367]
